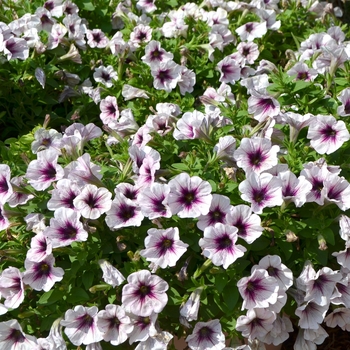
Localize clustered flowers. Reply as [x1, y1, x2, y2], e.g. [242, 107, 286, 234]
[1, 0, 350, 349]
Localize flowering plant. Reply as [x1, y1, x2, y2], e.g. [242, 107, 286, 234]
[1, 0, 350, 349]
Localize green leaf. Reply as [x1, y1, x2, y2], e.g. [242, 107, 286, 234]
[68, 287, 90, 303]
[82, 0, 95, 11]
[172, 163, 190, 171]
[215, 274, 228, 293]
[38, 289, 64, 305]
[322, 227, 335, 246]
[82, 270, 94, 290]
[292, 80, 311, 93]
[223, 284, 239, 311]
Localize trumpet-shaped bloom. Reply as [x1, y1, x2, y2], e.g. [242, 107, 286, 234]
[235, 21, 267, 42]
[23, 254, 64, 292]
[98, 259, 125, 287]
[43, 207, 88, 248]
[237, 268, 279, 310]
[61, 305, 103, 346]
[238, 172, 283, 214]
[121, 270, 168, 317]
[186, 319, 225, 350]
[26, 233, 52, 262]
[140, 227, 188, 269]
[0, 319, 37, 349]
[141, 40, 173, 66]
[26, 149, 64, 191]
[247, 90, 280, 122]
[105, 193, 144, 229]
[97, 304, 133, 345]
[234, 137, 280, 174]
[0, 164, 13, 204]
[217, 56, 241, 84]
[99, 96, 119, 126]
[151, 60, 181, 93]
[199, 223, 246, 269]
[47, 178, 81, 211]
[168, 173, 212, 218]
[236, 308, 276, 340]
[307, 115, 350, 155]
[225, 205, 263, 244]
[197, 194, 231, 231]
[0, 267, 24, 309]
[337, 88, 350, 117]
[128, 312, 158, 344]
[93, 65, 117, 88]
[138, 183, 172, 219]
[295, 301, 328, 329]
[73, 184, 112, 220]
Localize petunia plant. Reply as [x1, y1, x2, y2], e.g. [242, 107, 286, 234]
[1, 0, 350, 349]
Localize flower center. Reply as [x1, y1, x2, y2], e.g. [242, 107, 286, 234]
[217, 234, 232, 250]
[198, 326, 213, 341]
[9, 329, 25, 343]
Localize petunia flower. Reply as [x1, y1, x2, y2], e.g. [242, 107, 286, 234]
[168, 173, 212, 218]
[0, 319, 37, 349]
[151, 60, 181, 93]
[186, 319, 226, 350]
[128, 312, 158, 344]
[323, 173, 350, 210]
[98, 259, 125, 287]
[217, 56, 241, 84]
[140, 227, 188, 269]
[26, 149, 64, 191]
[237, 268, 279, 310]
[337, 88, 350, 117]
[180, 287, 203, 323]
[138, 183, 172, 219]
[26, 233, 52, 263]
[238, 172, 283, 214]
[141, 40, 173, 66]
[61, 305, 103, 346]
[295, 301, 328, 329]
[260, 314, 294, 346]
[225, 204, 264, 244]
[234, 137, 280, 174]
[247, 89, 280, 122]
[43, 207, 88, 248]
[235, 21, 267, 42]
[135, 331, 173, 350]
[0, 164, 12, 204]
[197, 194, 231, 231]
[304, 267, 342, 305]
[86, 28, 109, 48]
[105, 192, 144, 230]
[121, 270, 168, 317]
[236, 308, 276, 341]
[73, 184, 112, 220]
[324, 308, 350, 331]
[93, 65, 118, 88]
[23, 254, 64, 292]
[99, 96, 119, 126]
[31, 128, 63, 154]
[287, 62, 318, 81]
[307, 114, 350, 155]
[97, 304, 133, 345]
[0, 267, 25, 309]
[199, 223, 246, 269]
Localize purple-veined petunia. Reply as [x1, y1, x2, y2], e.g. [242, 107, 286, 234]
[307, 114, 350, 155]
[186, 319, 226, 350]
[61, 305, 103, 346]
[43, 207, 88, 248]
[199, 223, 246, 269]
[140, 227, 188, 269]
[237, 268, 279, 310]
[234, 137, 280, 174]
[150, 60, 181, 93]
[105, 192, 144, 230]
[128, 312, 158, 344]
[23, 254, 64, 292]
[121, 270, 168, 317]
[197, 194, 231, 231]
[97, 304, 133, 346]
[26, 148, 64, 191]
[138, 183, 172, 219]
[0, 266, 25, 309]
[26, 233, 52, 263]
[225, 204, 264, 244]
[0, 319, 37, 349]
[0, 164, 13, 204]
[168, 172, 212, 218]
[73, 184, 112, 220]
[247, 89, 280, 122]
[238, 172, 283, 214]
